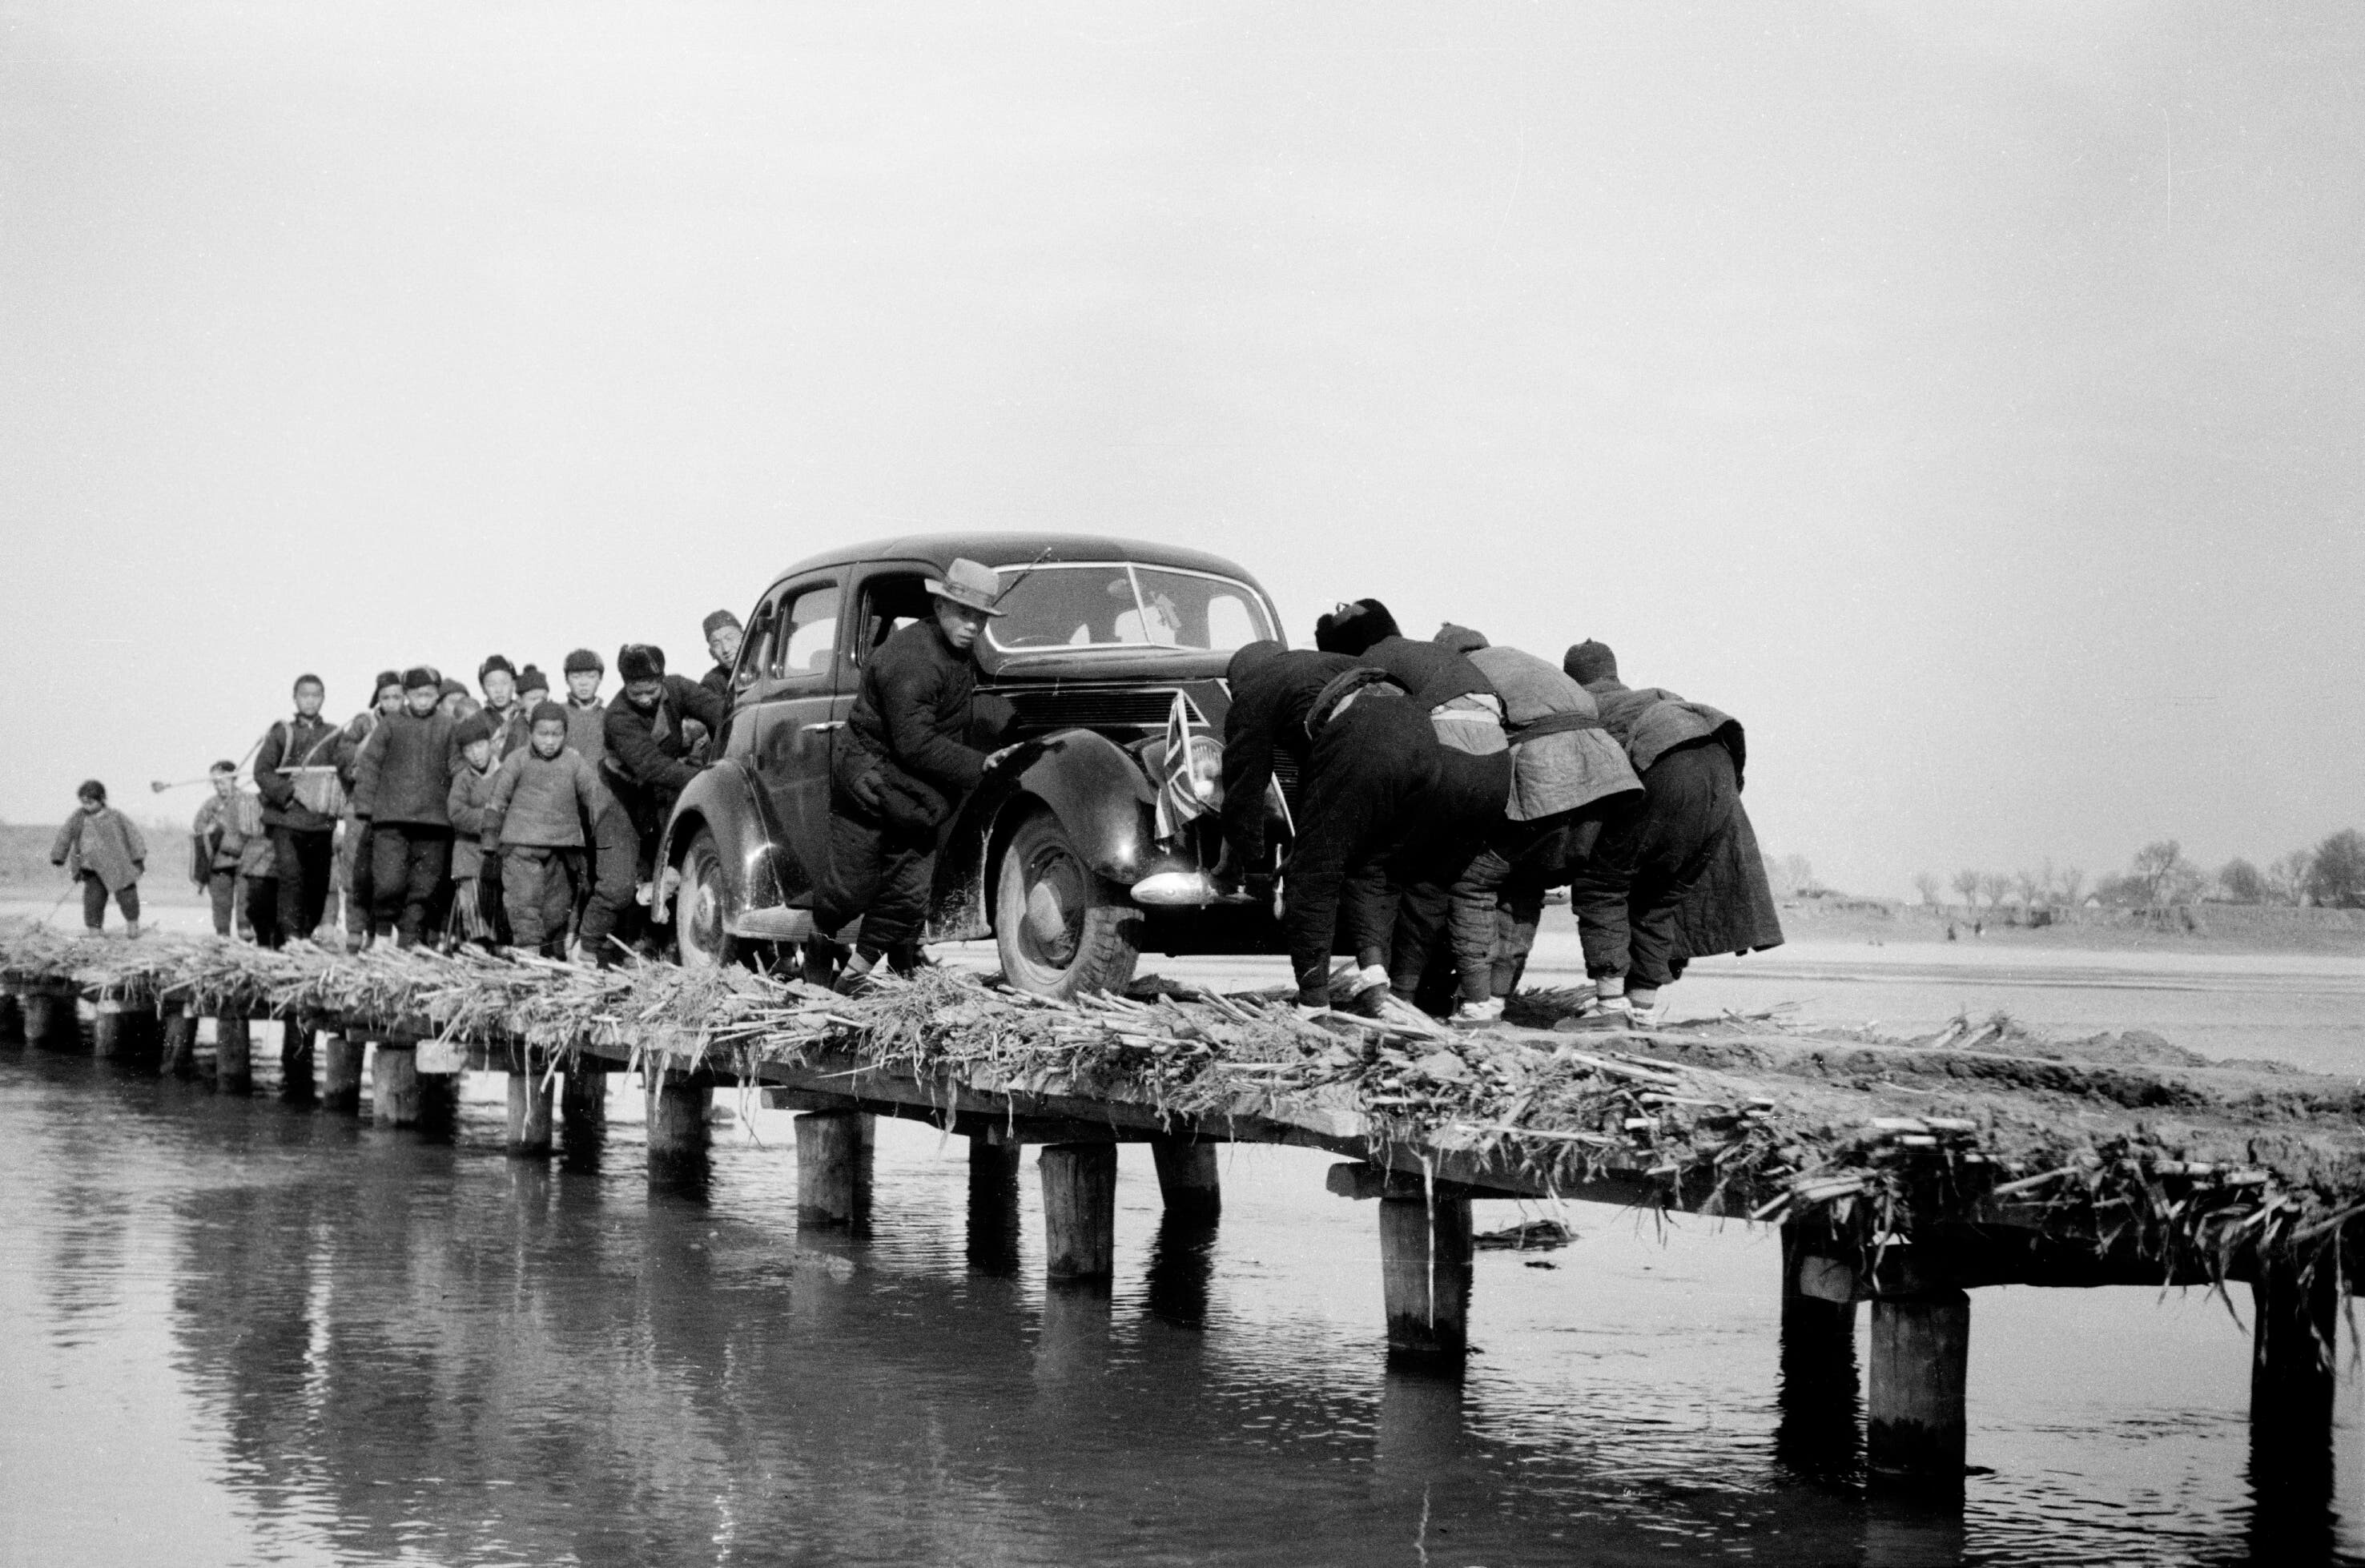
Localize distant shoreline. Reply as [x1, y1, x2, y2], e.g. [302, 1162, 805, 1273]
[1764, 895, 2365, 959]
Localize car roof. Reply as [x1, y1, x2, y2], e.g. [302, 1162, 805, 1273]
[766, 532, 1262, 590]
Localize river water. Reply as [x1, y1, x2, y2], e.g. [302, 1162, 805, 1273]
[6, 918, 2365, 1565]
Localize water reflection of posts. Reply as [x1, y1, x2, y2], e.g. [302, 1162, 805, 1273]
[967, 1138, 1023, 1274]
[794, 1111, 875, 1231]
[1776, 1224, 1861, 1476]
[2246, 1258, 2339, 1560]
[1144, 1211, 1218, 1328]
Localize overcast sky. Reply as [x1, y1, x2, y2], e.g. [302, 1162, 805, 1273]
[3, 1, 2359, 895]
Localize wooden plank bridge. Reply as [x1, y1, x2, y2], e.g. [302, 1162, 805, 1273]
[5, 927, 2362, 1494]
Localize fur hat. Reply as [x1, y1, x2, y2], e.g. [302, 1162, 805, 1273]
[617, 644, 666, 683]
[515, 665, 549, 697]
[1313, 598, 1400, 657]
[1563, 639, 1619, 686]
[478, 653, 517, 684]
[452, 714, 496, 749]
[701, 609, 742, 639]
[529, 700, 569, 730]
[373, 669, 404, 698]
[77, 778, 107, 803]
[563, 647, 603, 675]
[401, 666, 439, 692]
[1433, 623, 1488, 653]
[437, 677, 468, 699]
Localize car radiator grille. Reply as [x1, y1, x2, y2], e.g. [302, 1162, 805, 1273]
[1002, 687, 1204, 730]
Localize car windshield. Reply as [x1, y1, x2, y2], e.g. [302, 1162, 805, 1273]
[984, 563, 1274, 653]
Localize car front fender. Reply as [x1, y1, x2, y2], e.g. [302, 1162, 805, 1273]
[1004, 728, 1162, 883]
[652, 762, 786, 925]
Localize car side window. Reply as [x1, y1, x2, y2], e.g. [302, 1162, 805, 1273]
[852, 572, 934, 664]
[766, 581, 842, 689]
[734, 595, 782, 695]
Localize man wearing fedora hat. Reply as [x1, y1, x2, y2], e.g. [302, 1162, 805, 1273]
[808, 557, 1005, 991]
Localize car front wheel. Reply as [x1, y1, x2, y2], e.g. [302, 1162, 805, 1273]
[674, 827, 739, 971]
[995, 809, 1140, 999]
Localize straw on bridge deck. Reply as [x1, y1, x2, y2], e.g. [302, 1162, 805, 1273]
[6, 922, 2363, 1299]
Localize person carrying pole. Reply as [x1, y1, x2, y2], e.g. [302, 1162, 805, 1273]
[805, 558, 1002, 994]
[254, 673, 343, 944]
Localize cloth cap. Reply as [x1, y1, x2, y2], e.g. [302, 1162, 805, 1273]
[1563, 639, 1619, 686]
[210, 759, 238, 774]
[477, 654, 516, 683]
[373, 669, 404, 697]
[437, 677, 467, 698]
[529, 700, 569, 730]
[77, 778, 107, 802]
[563, 647, 603, 675]
[923, 557, 1008, 616]
[452, 714, 496, 748]
[702, 609, 742, 638]
[401, 666, 439, 692]
[617, 644, 666, 683]
[516, 664, 549, 695]
[1434, 623, 1488, 653]
[1313, 598, 1399, 657]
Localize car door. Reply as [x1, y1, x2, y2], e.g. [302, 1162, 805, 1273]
[745, 574, 847, 904]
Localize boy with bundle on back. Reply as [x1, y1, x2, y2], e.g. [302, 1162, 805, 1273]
[191, 760, 280, 944]
[51, 780, 146, 937]
[484, 701, 605, 958]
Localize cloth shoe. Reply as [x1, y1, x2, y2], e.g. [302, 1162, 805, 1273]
[1562, 995, 1635, 1031]
[1450, 997, 1503, 1027]
[123, 920, 142, 940]
[1625, 998, 1665, 1028]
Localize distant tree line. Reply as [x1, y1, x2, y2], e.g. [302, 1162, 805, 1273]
[1912, 828, 2365, 912]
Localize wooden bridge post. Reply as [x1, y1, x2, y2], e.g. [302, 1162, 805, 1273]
[507, 1065, 555, 1156]
[1039, 1144, 1118, 1281]
[2248, 1260, 2339, 1491]
[561, 1063, 608, 1129]
[416, 1067, 461, 1137]
[1867, 1289, 1971, 1482]
[92, 998, 135, 1059]
[161, 1004, 198, 1078]
[1776, 1226, 1861, 1474]
[646, 1074, 712, 1162]
[371, 1042, 421, 1126]
[794, 1111, 875, 1228]
[21, 986, 73, 1049]
[1150, 1136, 1222, 1219]
[280, 1024, 316, 1104]
[1378, 1179, 1473, 1361]
[213, 1015, 254, 1095]
[0, 981, 22, 1043]
[967, 1137, 1023, 1273]
[320, 1034, 364, 1113]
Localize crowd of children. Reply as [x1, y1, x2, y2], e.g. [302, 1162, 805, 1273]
[54, 608, 746, 967]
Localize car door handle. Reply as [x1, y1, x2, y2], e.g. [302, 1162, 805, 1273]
[802, 720, 845, 733]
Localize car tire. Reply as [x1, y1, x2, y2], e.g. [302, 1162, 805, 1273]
[674, 827, 740, 971]
[995, 809, 1140, 999]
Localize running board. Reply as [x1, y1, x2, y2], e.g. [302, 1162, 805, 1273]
[730, 907, 818, 942]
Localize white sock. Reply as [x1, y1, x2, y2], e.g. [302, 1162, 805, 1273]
[1355, 963, 1390, 992]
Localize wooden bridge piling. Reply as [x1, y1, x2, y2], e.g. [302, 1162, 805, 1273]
[20, 985, 72, 1049]
[1867, 1289, 1971, 1483]
[646, 1074, 712, 1172]
[966, 1138, 1023, 1273]
[92, 998, 134, 1059]
[320, 1034, 363, 1112]
[1150, 1136, 1221, 1219]
[1329, 1162, 1474, 1361]
[1776, 1224, 1862, 1474]
[0, 981, 22, 1043]
[213, 1015, 254, 1095]
[280, 1026, 316, 1104]
[507, 1066, 555, 1156]
[2249, 1260, 2339, 1491]
[561, 1065, 608, 1130]
[1039, 1144, 1118, 1281]
[160, 1003, 197, 1077]
[416, 1067, 461, 1136]
[370, 1042, 420, 1126]
[793, 1111, 874, 1229]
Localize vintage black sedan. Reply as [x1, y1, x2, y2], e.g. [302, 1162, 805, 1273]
[654, 533, 1293, 996]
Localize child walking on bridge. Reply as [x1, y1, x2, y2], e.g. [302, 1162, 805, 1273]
[50, 780, 147, 937]
[484, 702, 605, 958]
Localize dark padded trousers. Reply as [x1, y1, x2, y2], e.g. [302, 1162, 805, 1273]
[369, 825, 452, 948]
[813, 808, 937, 961]
[1447, 799, 1623, 1003]
[244, 876, 283, 948]
[1283, 696, 1439, 1007]
[1568, 740, 1738, 991]
[1385, 745, 1511, 1002]
[577, 802, 640, 960]
[270, 826, 334, 943]
[503, 846, 583, 955]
